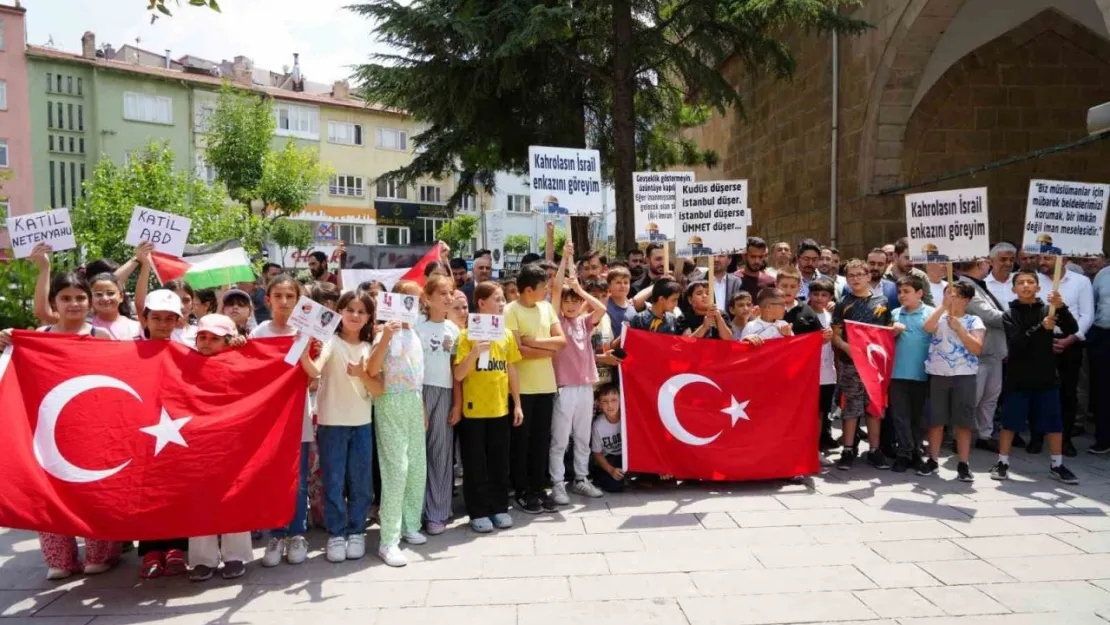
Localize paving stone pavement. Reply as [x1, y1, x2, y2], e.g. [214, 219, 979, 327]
[6, 444, 1110, 624]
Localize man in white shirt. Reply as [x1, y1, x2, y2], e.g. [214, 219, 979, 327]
[984, 242, 1018, 308]
[1032, 254, 1095, 456]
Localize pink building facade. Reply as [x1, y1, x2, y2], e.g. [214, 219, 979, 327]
[0, 2, 32, 255]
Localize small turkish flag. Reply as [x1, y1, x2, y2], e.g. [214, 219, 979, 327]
[845, 321, 896, 417]
[0, 332, 307, 540]
[619, 330, 822, 481]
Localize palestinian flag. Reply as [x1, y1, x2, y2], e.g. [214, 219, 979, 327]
[151, 248, 255, 289]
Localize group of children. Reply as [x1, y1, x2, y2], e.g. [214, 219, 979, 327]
[2, 237, 1084, 582]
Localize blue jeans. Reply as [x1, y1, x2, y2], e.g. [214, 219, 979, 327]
[317, 424, 374, 538]
[271, 442, 310, 539]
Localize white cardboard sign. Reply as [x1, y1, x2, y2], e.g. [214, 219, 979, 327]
[376, 291, 419, 325]
[528, 145, 603, 215]
[1022, 179, 1109, 257]
[289, 296, 342, 342]
[674, 180, 749, 258]
[905, 187, 990, 263]
[487, 210, 506, 270]
[467, 314, 506, 342]
[633, 171, 695, 243]
[125, 206, 192, 258]
[6, 208, 76, 258]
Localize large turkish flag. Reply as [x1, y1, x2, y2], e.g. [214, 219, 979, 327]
[0, 331, 307, 540]
[619, 330, 821, 481]
[845, 321, 896, 417]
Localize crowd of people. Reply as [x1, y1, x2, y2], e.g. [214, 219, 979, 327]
[2, 227, 1109, 585]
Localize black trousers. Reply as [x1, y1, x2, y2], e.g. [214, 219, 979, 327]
[1058, 341, 1084, 439]
[461, 415, 511, 519]
[819, 384, 835, 442]
[510, 393, 555, 499]
[1091, 327, 1110, 446]
[137, 538, 188, 556]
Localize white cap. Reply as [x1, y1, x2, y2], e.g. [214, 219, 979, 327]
[145, 289, 183, 317]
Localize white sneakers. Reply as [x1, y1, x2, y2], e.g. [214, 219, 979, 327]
[285, 536, 309, 564]
[551, 482, 571, 505]
[262, 537, 284, 567]
[570, 479, 603, 498]
[325, 536, 347, 563]
[46, 567, 72, 581]
[378, 543, 407, 567]
[346, 534, 366, 560]
[83, 562, 112, 575]
[401, 531, 427, 545]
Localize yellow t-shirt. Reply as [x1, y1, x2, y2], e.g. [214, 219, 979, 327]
[504, 300, 558, 394]
[455, 328, 522, 418]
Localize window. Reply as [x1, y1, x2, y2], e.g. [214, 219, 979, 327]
[77, 78, 83, 96]
[70, 163, 77, 206]
[48, 136, 54, 151]
[78, 105, 84, 131]
[375, 127, 407, 151]
[67, 76, 73, 95]
[274, 103, 319, 139]
[46, 73, 52, 93]
[418, 217, 449, 244]
[123, 92, 173, 125]
[56, 102, 62, 128]
[80, 164, 86, 197]
[47, 100, 53, 128]
[60, 159, 66, 207]
[194, 102, 216, 133]
[68, 137, 74, 153]
[339, 224, 365, 245]
[419, 184, 442, 203]
[376, 226, 410, 246]
[376, 179, 407, 200]
[459, 195, 477, 212]
[67, 103, 73, 130]
[329, 175, 364, 197]
[49, 161, 55, 207]
[328, 121, 363, 146]
[0, 139, 7, 167]
[507, 194, 531, 213]
[79, 138, 85, 154]
[0, 21, 4, 51]
[124, 151, 134, 166]
[56, 75, 62, 93]
[0, 80, 6, 110]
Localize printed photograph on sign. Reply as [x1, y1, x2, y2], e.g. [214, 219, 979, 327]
[904, 187, 990, 263]
[633, 171, 695, 242]
[6, 208, 77, 258]
[376, 291, 419, 324]
[487, 210, 506, 270]
[288, 296, 342, 342]
[125, 206, 192, 258]
[468, 314, 506, 342]
[1022, 179, 1108, 257]
[674, 180, 748, 257]
[528, 146, 603, 215]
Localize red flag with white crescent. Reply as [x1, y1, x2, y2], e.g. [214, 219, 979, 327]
[0, 332, 306, 540]
[845, 321, 896, 417]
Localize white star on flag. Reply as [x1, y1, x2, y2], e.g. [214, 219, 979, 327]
[721, 397, 750, 427]
[139, 408, 192, 456]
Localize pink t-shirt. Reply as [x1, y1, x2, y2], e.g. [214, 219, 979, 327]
[553, 314, 598, 387]
[91, 316, 142, 341]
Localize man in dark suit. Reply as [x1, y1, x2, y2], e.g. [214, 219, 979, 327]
[709, 254, 745, 316]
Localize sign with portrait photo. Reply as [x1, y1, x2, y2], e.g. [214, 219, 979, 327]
[674, 180, 749, 258]
[1022, 179, 1109, 257]
[376, 291, 420, 325]
[904, 187, 990, 263]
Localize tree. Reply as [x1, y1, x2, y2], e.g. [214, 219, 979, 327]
[72, 142, 267, 264]
[350, 0, 867, 252]
[504, 234, 531, 255]
[270, 218, 315, 269]
[435, 214, 479, 256]
[0, 259, 39, 330]
[204, 84, 331, 219]
[147, 0, 220, 23]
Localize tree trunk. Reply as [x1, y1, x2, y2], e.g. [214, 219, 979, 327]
[611, 0, 637, 257]
[570, 215, 591, 255]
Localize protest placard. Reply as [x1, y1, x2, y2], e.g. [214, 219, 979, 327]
[528, 145, 603, 215]
[1022, 179, 1108, 257]
[376, 291, 419, 325]
[904, 187, 990, 263]
[6, 208, 76, 258]
[633, 171, 695, 243]
[125, 206, 192, 258]
[468, 314, 506, 342]
[674, 180, 748, 258]
[487, 210, 506, 270]
[289, 296, 342, 342]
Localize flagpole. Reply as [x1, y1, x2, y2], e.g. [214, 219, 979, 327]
[1048, 255, 1063, 317]
[707, 257, 715, 309]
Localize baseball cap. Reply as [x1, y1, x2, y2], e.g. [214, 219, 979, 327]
[196, 314, 238, 337]
[222, 288, 252, 306]
[145, 290, 183, 316]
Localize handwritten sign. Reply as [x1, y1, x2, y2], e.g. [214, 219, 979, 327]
[633, 171, 695, 243]
[904, 188, 990, 263]
[467, 314, 506, 342]
[528, 145, 603, 215]
[487, 210, 506, 270]
[376, 291, 419, 325]
[125, 206, 192, 258]
[675, 180, 749, 258]
[289, 296, 342, 342]
[1022, 179, 1109, 257]
[6, 208, 76, 258]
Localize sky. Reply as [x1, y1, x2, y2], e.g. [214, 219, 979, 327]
[21, 0, 397, 84]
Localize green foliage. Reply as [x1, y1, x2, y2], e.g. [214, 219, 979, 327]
[270, 218, 315, 268]
[259, 141, 331, 219]
[71, 142, 267, 264]
[503, 233, 532, 255]
[435, 214, 479, 255]
[553, 227, 567, 254]
[204, 84, 276, 206]
[0, 259, 38, 330]
[147, 0, 221, 23]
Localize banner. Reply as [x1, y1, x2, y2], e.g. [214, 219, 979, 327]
[633, 171, 695, 243]
[675, 180, 749, 258]
[1022, 179, 1109, 257]
[0, 332, 306, 540]
[619, 330, 821, 481]
[845, 321, 896, 417]
[7, 209, 76, 259]
[487, 210, 506, 270]
[528, 146, 603, 215]
[126, 206, 192, 258]
[904, 188, 989, 263]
